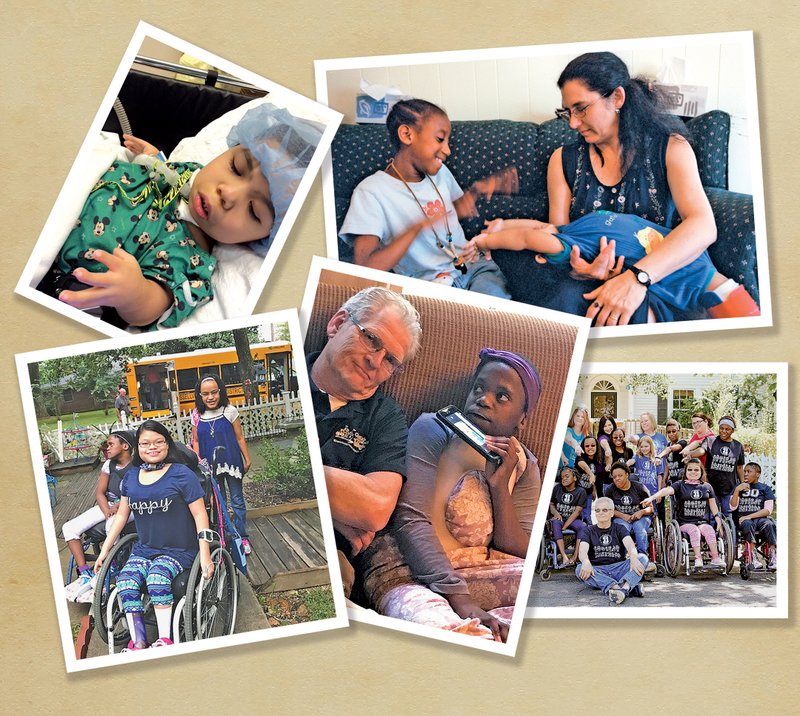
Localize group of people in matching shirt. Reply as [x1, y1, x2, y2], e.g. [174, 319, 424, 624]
[551, 408, 777, 605]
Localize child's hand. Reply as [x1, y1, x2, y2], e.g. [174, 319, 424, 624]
[460, 239, 481, 264]
[569, 236, 625, 280]
[122, 134, 160, 157]
[472, 167, 519, 200]
[58, 248, 172, 326]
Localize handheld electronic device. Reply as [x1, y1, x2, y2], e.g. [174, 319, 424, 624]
[434, 405, 502, 465]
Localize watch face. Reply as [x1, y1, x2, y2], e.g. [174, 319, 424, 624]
[636, 270, 651, 286]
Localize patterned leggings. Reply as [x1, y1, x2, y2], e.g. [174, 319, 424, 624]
[680, 523, 719, 557]
[117, 555, 184, 613]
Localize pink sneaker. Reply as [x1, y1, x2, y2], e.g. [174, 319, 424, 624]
[242, 538, 252, 555]
[150, 637, 173, 648]
[121, 640, 148, 652]
[709, 556, 725, 568]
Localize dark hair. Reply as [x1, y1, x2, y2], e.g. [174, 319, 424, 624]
[691, 411, 713, 427]
[744, 461, 762, 474]
[597, 415, 617, 436]
[719, 415, 737, 428]
[683, 457, 707, 483]
[578, 435, 602, 469]
[557, 51, 689, 172]
[559, 466, 576, 480]
[133, 419, 186, 466]
[386, 98, 448, 152]
[194, 374, 230, 414]
[610, 460, 630, 476]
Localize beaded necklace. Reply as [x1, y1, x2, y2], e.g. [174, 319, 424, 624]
[386, 159, 467, 274]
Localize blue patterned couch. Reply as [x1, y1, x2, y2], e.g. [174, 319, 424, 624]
[330, 111, 759, 310]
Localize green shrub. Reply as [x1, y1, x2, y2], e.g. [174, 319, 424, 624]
[250, 428, 315, 501]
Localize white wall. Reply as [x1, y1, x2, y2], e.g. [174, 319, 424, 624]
[324, 38, 754, 192]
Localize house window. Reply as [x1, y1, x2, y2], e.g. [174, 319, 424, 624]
[62, 388, 74, 403]
[673, 389, 694, 411]
[590, 380, 617, 418]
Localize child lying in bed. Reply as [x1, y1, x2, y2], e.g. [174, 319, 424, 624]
[461, 211, 760, 321]
[42, 103, 322, 329]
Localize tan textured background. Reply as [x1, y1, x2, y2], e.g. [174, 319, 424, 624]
[1, 2, 795, 711]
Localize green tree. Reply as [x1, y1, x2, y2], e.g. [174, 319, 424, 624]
[619, 373, 671, 398]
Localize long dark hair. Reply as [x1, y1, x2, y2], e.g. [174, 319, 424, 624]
[386, 98, 448, 152]
[194, 374, 230, 415]
[557, 51, 689, 172]
[597, 415, 617, 438]
[133, 419, 186, 466]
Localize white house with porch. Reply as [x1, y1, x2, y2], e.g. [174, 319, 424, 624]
[577, 373, 717, 425]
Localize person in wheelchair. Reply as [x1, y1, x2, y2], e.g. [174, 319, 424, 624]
[94, 420, 214, 651]
[730, 462, 777, 570]
[63, 429, 135, 602]
[604, 461, 653, 558]
[549, 467, 588, 566]
[644, 458, 725, 569]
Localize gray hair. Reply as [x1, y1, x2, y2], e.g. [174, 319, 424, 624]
[593, 496, 614, 513]
[341, 287, 422, 361]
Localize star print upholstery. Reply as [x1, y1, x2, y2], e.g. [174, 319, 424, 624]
[331, 111, 758, 306]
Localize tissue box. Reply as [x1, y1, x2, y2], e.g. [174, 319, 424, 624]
[654, 83, 708, 117]
[355, 93, 403, 124]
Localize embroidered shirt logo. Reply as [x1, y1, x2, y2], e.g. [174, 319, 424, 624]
[333, 426, 368, 453]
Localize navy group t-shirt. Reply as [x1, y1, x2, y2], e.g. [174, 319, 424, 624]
[672, 480, 715, 525]
[551, 483, 588, 520]
[122, 463, 205, 569]
[664, 440, 688, 484]
[734, 482, 775, 516]
[703, 437, 745, 497]
[584, 522, 631, 565]
[605, 481, 651, 515]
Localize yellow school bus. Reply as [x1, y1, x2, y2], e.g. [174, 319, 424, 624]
[124, 342, 295, 418]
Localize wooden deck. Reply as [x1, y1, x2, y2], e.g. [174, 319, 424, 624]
[49, 464, 330, 593]
[245, 506, 330, 591]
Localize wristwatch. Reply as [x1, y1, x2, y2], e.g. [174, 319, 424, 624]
[197, 529, 216, 542]
[631, 268, 652, 287]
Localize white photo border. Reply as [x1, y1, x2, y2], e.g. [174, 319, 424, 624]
[314, 30, 771, 340]
[525, 361, 788, 620]
[299, 256, 591, 656]
[15, 308, 349, 672]
[15, 20, 343, 338]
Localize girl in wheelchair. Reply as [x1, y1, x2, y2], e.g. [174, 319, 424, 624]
[643, 458, 725, 569]
[95, 420, 214, 651]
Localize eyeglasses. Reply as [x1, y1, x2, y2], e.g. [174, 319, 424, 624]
[555, 93, 609, 121]
[348, 315, 405, 375]
[200, 388, 220, 398]
[594, 508, 613, 513]
[139, 439, 167, 449]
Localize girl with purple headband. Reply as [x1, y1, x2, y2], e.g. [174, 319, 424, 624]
[357, 348, 542, 642]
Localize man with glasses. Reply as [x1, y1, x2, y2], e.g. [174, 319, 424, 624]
[308, 287, 422, 597]
[576, 496, 649, 605]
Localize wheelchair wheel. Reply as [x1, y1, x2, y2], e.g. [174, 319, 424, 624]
[183, 543, 238, 641]
[720, 519, 735, 574]
[540, 567, 552, 581]
[652, 517, 665, 575]
[664, 521, 681, 578]
[92, 533, 137, 646]
[740, 565, 750, 580]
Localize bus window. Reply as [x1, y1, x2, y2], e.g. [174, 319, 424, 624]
[221, 361, 242, 387]
[268, 354, 288, 393]
[177, 367, 200, 392]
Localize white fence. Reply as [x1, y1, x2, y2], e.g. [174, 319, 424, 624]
[43, 391, 304, 463]
[748, 453, 776, 489]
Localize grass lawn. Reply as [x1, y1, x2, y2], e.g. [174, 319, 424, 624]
[38, 408, 117, 432]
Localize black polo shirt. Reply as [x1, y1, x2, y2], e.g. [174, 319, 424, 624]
[307, 353, 407, 478]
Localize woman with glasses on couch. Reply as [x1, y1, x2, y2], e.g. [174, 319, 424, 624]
[543, 51, 727, 326]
